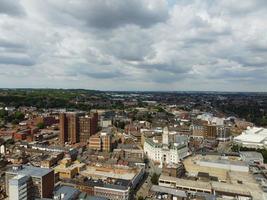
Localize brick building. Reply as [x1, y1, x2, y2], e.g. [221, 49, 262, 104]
[60, 112, 98, 144]
[88, 133, 111, 152]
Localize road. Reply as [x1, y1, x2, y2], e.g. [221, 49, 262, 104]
[135, 159, 161, 199]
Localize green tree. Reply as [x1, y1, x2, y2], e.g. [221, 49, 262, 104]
[14, 111, 25, 121]
[11, 119, 20, 125]
[5, 138, 14, 145]
[0, 109, 7, 118]
[232, 144, 240, 152]
[114, 121, 126, 129]
[151, 173, 159, 185]
[37, 122, 45, 129]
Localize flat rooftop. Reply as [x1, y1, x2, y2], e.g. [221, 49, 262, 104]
[151, 185, 187, 197]
[183, 155, 248, 181]
[54, 186, 80, 199]
[159, 173, 264, 200]
[81, 166, 138, 180]
[7, 165, 53, 178]
[103, 180, 130, 190]
[211, 182, 251, 196]
[176, 178, 211, 191]
[54, 162, 85, 171]
[159, 175, 211, 191]
[199, 157, 248, 166]
[9, 174, 30, 186]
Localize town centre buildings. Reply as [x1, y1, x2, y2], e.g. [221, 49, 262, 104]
[144, 127, 189, 165]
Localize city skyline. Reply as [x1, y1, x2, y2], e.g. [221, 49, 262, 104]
[0, 0, 267, 91]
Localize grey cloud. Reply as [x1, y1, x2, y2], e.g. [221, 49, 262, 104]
[217, 0, 267, 16]
[248, 44, 267, 53]
[183, 37, 216, 48]
[0, 55, 35, 66]
[0, 0, 25, 16]
[0, 39, 27, 54]
[207, 68, 267, 82]
[0, 39, 25, 49]
[101, 26, 154, 61]
[64, 64, 126, 80]
[39, 0, 169, 29]
[231, 56, 267, 68]
[83, 71, 124, 79]
[142, 62, 190, 74]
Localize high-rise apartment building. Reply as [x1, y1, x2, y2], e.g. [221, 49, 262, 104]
[79, 113, 98, 143]
[5, 165, 54, 200]
[88, 134, 102, 151]
[102, 134, 111, 152]
[60, 112, 98, 144]
[88, 132, 111, 152]
[204, 124, 217, 139]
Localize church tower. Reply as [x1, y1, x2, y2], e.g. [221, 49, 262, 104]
[162, 127, 169, 146]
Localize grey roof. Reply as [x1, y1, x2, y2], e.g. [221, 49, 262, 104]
[151, 185, 216, 200]
[83, 196, 108, 200]
[9, 174, 30, 186]
[199, 158, 248, 167]
[146, 136, 188, 150]
[6, 165, 53, 178]
[174, 135, 188, 143]
[151, 185, 187, 197]
[103, 183, 129, 190]
[54, 186, 80, 200]
[240, 151, 264, 161]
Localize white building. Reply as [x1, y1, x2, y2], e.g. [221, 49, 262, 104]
[197, 113, 225, 126]
[216, 126, 231, 142]
[234, 127, 267, 149]
[100, 119, 112, 128]
[144, 127, 189, 166]
[9, 174, 29, 200]
[0, 144, 6, 155]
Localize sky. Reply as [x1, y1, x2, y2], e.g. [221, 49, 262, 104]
[0, 0, 267, 91]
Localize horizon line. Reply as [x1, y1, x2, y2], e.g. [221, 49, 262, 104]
[0, 87, 267, 93]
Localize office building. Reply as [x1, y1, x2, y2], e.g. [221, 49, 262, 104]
[8, 174, 29, 200]
[191, 120, 207, 137]
[79, 165, 145, 200]
[88, 132, 111, 152]
[192, 122, 231, 142]
[216, 125, 231, 142]
[5, 165, 54, 200]
[204, 124, 217, 139]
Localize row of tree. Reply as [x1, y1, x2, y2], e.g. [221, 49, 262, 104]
[0, 110, 25, 124]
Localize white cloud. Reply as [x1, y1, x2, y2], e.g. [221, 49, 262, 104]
[0, 0, 266, 91]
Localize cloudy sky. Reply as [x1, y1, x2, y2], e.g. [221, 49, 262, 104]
[0, 0, 267, 91]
